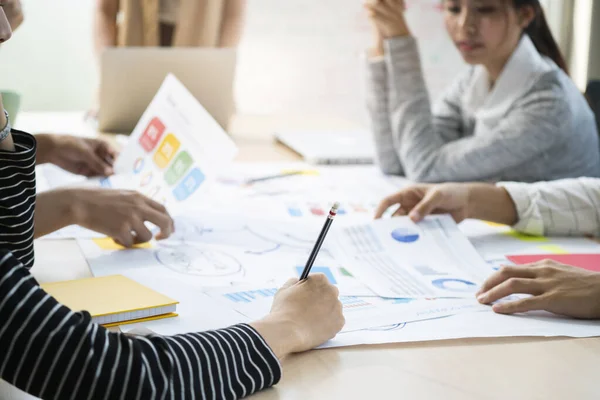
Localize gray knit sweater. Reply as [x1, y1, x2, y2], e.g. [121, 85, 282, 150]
[366, 35, 600, 183]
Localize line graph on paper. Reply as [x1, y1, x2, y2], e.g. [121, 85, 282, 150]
[154, 244, 244, 277]
[165, 216, 319, 255]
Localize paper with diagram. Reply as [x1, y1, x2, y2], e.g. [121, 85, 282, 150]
[204, 285, 489, 333]
[209, 163, 408, 221]
[39, 74, 238, 239]
[321, 308, 600, 349]
[333, 215, 492, 298]
[77, 211, 600, 344]
[79, 212, 372, 295]
[112, 73, 237, 207]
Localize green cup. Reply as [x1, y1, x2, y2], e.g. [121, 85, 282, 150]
[0, 90, 21, 125]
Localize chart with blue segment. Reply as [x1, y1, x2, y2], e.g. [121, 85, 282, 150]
[432, 278, 476, 292]
[224, 288, 278, 303]
[391, 227, 420, 243]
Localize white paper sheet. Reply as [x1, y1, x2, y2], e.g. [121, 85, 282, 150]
[121, 273, 250, 336]
[321, 309, 600, 348]
[204, 163, 409, 221]
[79, 212, 374, 296]
[334, 215, 492, 299]
[113, 74, 238, 209]
[459, 219, 600, 257]
[204, 285, 489, 333]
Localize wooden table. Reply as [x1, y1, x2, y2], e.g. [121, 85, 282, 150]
[5, 113, 600, 399]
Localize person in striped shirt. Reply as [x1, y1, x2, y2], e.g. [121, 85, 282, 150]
[0, 9, 345, 400]
[375, 180, 600, 319]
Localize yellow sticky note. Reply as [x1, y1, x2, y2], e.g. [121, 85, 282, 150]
[153, 134, 181, 169]
[93, 238, 154, 251]
[537, 245, 569, 254]
[280, 169, 320, 176]
[483, 220, 508, 228]
[504, 230, 548, 242]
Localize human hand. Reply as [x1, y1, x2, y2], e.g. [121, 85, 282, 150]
[70, 188, 174, 246]
[36, 134, 118, 177]
[476, 262, 600, 319]
[364, 0, 410, 39]
[250, 274, 344, 358]
[375, 183, 470, 222]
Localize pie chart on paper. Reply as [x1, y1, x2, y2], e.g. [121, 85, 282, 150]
[432, 278, 476, 292]
[391, 228, 420, 243]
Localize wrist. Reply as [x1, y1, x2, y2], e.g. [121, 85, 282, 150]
[467, 184, 518, 225]
[46, 188, 79, 226]
[64, 188, 88, 227]
[35, 134, 58, 165]
[382, 20, 411, 39]
[250, 313, 303, 359]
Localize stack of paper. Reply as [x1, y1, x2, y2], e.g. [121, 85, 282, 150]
[42, 74, 600, 347]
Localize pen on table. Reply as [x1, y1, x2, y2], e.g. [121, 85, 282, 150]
[245, 170, 306, 185]
[299, 202, 340, 280]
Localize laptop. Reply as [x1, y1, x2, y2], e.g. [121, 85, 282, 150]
[275, 130, 375, 165]
[99, 48, 237, 134]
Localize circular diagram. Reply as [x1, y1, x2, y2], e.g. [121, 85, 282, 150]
[432, 278, 476, 292]
[133, 157, 145, 174]
[391, 228, 420, 243]
[155, 245, 243, 277]
[140, 171, 153, 187]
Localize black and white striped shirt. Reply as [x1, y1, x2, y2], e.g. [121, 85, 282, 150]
[0, 131, 282, 399]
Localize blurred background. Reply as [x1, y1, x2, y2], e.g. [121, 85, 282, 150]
[0, 0, 598, 125]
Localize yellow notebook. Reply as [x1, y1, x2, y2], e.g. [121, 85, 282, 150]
[41, 275, 178, 326]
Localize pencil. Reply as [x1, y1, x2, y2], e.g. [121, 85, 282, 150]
[299, 202, 340, 280]
[245, 170, 305, 185]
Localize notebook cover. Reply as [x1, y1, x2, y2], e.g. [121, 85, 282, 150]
[41, 275, 178, 317]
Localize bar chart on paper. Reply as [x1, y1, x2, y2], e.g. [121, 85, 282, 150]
[223, 288, 278, 303]
[205, 286, 457, 333]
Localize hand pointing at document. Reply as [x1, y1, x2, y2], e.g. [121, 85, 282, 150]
[375, 183, 518, 226]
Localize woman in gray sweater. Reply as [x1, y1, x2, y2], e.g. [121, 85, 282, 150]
[364, 0, 600, 183]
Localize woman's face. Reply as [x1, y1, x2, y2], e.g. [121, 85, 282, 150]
[0, 3, 13, 43]
[443, 0, 532, 66]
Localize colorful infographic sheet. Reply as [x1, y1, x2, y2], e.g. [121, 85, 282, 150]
[113, 73, 237, 209]
[39, 74, 237, 239]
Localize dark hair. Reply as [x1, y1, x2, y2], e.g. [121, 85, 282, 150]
[512, 0, 569, 74]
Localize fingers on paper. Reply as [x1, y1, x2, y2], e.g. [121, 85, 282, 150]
[492, 296, 548, 315]
[375, 192, 405, 219]
[131, 219, 154, 244]
[477, 266, 537, 297]
[90, 137, 118, 159]
[478, 277, 543, 305]
[410, 189, 443, 221]
[143, 207, 174, 240]
[85, 147, 114, 176]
